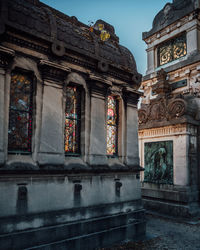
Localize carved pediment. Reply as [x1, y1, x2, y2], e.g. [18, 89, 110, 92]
[138, 95, 198, 127]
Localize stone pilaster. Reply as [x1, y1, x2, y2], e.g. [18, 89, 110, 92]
[87, 76, 111, 166]
[37, 60, 70, 165]
[123, 87, 140, 167]
[0, 46, 15, 165]
[146, 46, 155, 75]
[186, 24, 200, 55]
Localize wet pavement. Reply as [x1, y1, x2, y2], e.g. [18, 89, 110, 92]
[100, 213, 200, 250]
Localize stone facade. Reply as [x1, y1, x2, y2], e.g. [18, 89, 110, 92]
[0, 0, 145, 249]
[139, 0, 200, 218]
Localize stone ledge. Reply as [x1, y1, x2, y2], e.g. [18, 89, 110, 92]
[143, 198, 200, 218]
[0, 200, 144, 234]
[0, 165, 144, 175]
[143, 52, 200, 81]
[142, 187, 189, 203]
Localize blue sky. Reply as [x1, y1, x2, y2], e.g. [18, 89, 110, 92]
[41, 0, 172, 75]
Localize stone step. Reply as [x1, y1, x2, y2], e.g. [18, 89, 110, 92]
[0, 210, 146, 250]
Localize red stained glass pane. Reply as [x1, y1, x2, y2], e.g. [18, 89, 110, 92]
[106, 96, 118, 155]
[8, 72, 33, 152]
[107, 125, 117, 155]
[65, 86, 81, 153]
[65, 118, 79, 153]
[107, 96, 117, 125]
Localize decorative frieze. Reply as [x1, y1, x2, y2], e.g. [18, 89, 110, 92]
[139, 124, 197, 139]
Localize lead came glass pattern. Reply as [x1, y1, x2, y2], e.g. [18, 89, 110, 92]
[65, 86, 81, 154]
[106, 96, 118, 155]
[158, 33, 186, 66]
[8, 72, 33, 152]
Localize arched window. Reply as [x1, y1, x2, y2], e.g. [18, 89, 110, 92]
[8, 70, 33, 152]
[106, 95, 118, 155]
[65, 86, 81, 154]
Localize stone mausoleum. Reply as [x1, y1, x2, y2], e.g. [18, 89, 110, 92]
[0, 0, 145, 249]
[139, 0, 200, 218]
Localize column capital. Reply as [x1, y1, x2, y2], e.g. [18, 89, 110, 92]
[123, 87, 141, 106]
[38, 59, 71, 83]
[88, 73, 112, 98]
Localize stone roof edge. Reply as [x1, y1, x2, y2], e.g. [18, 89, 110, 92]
[142, 0, 198, 40]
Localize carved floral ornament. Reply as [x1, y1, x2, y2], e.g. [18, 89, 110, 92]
[138, 97, 196, 125]
[88, 22, 110, 42]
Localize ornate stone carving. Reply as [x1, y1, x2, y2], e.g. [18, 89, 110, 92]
[138, 68, 199, 127]
[138, 95, 198, 127]
[138, 109, 147, 124]
[152, 69, 171, 95]
[167, 99, 186, 118]
[149, 101, 166, 121]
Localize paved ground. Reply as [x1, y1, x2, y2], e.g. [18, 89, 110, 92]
[101, 213, 200, 250]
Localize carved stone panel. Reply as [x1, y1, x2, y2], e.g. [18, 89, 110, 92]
[144, 141, 173, 184]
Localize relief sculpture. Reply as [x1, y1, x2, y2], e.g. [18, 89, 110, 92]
[144, 141, 173, 184]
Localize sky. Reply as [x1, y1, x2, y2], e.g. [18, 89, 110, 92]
[40, 0, 172, 75]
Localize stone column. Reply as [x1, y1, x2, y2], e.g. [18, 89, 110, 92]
[187, 24, 199, 55]
[87, 81, 109, 166]
[0, 67, 6, 165]
[146, 46, 155, 75]
[123, 87, 140, 167]
[0, 46, 15, 165]
[37, 60, 70, 165]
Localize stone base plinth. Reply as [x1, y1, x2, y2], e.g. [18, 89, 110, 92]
[142, 185, 200, 218]
[0, 209, 146, 250]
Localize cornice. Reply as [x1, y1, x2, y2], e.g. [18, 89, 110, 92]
[38, 59, 71, 83]
[0, 45, 15, 69]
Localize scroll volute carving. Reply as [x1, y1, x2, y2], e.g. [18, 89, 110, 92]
[167, 98, 186, 119]
[138, 109, 147, 124]
[138, 100, 166, 124]
[152, 69, 171, 96]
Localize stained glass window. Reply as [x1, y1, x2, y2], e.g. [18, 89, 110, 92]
[65, 86, 81, 154]
[8, 71, 33, 152]
[106, 96, 118, 155]
[158, 33, 186, 66]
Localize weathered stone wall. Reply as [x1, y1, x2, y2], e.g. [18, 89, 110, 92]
[0, 0, 145, 248]
[139, 0, 200, 218]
